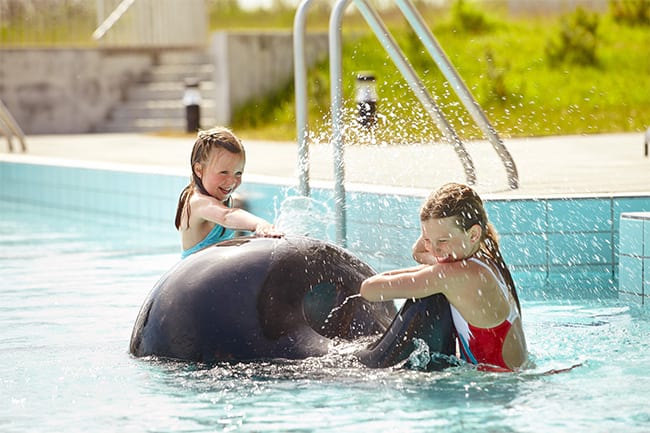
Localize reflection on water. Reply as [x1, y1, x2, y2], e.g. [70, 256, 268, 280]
[1, 200, 649, 433]
[143, 354, 525, 432]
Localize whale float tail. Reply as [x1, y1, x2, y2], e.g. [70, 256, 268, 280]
[355, 294, 457, 370]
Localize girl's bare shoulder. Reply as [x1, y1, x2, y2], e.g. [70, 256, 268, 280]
[190, 191, 227, 209]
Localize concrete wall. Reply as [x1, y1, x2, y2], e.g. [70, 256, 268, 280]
[0, 48, 155, 134]
[0, 31, 328, 134]
[210, 31, 328, 124]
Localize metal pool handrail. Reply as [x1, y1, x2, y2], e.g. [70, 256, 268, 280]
[347, 0, 477, 187]
[328, 0, 350, 246]
[0, 99, 27, 153]
[293, 0, 314, 198]
[92, 0, 207, 47]
[293, 0, 519, 245]
[92, 0, 137, 41]
[394, 0, 519, 190]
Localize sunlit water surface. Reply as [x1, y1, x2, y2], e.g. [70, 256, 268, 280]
[1, 200, 649, 433]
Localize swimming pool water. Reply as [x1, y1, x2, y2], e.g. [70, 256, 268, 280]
[1, 199, 649, 433]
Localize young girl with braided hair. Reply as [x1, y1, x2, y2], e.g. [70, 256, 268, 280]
[360, 182, 528, 371]
[175, 127, 283, 259]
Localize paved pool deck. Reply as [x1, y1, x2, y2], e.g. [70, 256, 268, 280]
[2, 131, 649, 198]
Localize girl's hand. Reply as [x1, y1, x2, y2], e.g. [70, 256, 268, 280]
[254, 222, 284, 238]
[412, 235, 437, 265]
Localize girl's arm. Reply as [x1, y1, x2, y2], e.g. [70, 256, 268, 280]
[379, 264, 428, 276]
[360, 266, 439, 302]
[194, 194, 283, 236]
[360, 261, 478, 303]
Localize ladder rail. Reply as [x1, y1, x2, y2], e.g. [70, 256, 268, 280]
[352, 0, 477, 186]
[92, 0, 137, 41]
[328, 0, 350, 246]
[395, 0, 518, 189]
[0, 99, 27, 153]
[292, 0, 519, 246]
[293, 0, 315, 197]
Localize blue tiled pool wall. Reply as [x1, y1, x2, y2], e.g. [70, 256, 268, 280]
[0, 161, 187, 252]
[337, 190, 650, 300]
[618, 212, 650, 306]
[2, 160, 649, 300]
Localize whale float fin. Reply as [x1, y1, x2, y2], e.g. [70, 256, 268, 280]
[355, 294, 456, 370]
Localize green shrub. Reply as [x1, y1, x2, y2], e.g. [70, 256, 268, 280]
[485, 49, 506, 100]
[545, 7, 600, 67]
[450, 0, 493, 33]
[609, 0, 650, 25]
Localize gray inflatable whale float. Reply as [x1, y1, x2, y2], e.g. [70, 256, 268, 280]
[129, 236, 455, 369]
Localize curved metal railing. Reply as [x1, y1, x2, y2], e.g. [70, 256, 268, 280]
[0, 99, 27, 153]
[293, 0, 519, 245]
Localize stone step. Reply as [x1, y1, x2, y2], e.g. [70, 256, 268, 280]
[99, 116, 219, 133]
[145, 63, 214, 83]
[100, 48, 217, 133]
[157, 50, 212, 65]
[129, 81, 215, 101]
[109, 99, 216, 120]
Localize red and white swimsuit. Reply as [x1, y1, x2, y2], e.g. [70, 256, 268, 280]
[450, 257, 520, 371]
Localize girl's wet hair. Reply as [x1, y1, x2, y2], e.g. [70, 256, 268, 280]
[174, 127, 245, 230]
[420, 182, 489, 234]
[420, 182, 521, 312]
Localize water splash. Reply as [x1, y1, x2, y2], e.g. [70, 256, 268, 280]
[323, 293, 362, 324]
[407, 338, 463, 372]
[275, 196, 333, 240]
[407, 338, 432, 369]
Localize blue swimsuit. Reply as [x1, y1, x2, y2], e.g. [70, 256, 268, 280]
[181, 198, 236, 259]
[181, 224, 235, 259]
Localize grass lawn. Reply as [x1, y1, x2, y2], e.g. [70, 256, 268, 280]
[228, 2, 650, 142]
